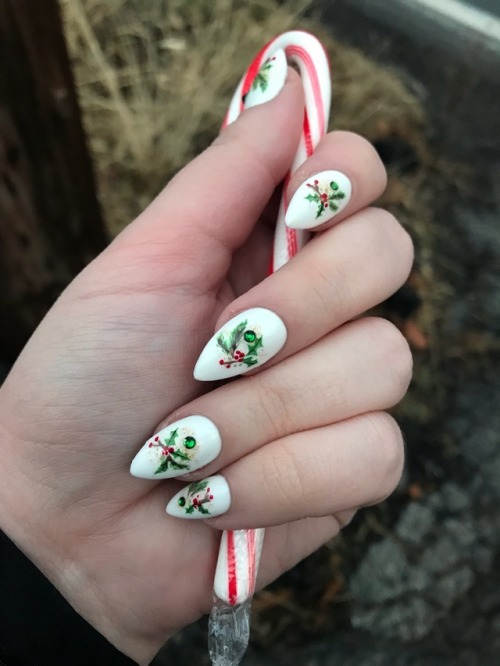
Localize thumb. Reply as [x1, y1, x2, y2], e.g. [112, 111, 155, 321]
[116, 67, 304, 276]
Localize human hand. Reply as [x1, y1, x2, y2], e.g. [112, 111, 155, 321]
[0, 70, 412, 664]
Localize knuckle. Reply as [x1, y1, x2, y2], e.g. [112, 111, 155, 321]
[363, 317, 413, 397]
[368, 208, 415, 271]
[365, 412, 405, 499]
[264, 444, 308, 513]
[253, 375, 295, 441]
[308, 257, 354, 317]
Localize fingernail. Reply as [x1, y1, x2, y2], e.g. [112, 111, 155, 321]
[166, 475, 230, 519]
[243, 48, 287, 109]
[130, 416, 221, 479]
[285, 170, 352, 229]
[193, 307, 287, 381]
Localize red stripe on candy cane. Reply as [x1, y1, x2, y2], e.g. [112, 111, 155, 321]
[247, 529, 256, 596]
[286, 44, 326, 137]
[227, 530, 238, 606]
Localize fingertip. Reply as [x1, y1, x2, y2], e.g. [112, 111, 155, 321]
[284, 131, 387, 232]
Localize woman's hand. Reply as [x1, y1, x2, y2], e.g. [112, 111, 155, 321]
[0, 71, 412, 664]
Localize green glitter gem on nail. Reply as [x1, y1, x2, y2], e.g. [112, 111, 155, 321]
[330, 181, 339, 190]
[178, 497, 186, 507]
[184, 436, 196, 449]
[244, 330, 256, 343]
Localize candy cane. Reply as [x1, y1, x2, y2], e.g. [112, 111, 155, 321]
[213, 31, 331, 609]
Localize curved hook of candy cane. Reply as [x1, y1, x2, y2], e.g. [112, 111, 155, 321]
[213, 31, 332, 607]
[224, 31, 331, 271]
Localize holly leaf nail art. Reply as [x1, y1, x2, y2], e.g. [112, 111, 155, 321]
[305, 179, 346, 219]
[216, 333, 231, 354]
[189, 480, 209, 495]
[251, 56, 276, 93]
[215, 320, 264, 370]
[177, 479, 214, 515]
[149, 427, 195, 475]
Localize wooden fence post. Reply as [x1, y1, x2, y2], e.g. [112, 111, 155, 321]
[0, 0, 107, 360]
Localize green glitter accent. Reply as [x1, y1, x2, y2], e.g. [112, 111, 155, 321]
[184, 436, 196, 449]
[244, 330, 256, 343]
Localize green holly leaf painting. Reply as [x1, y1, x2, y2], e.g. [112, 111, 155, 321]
[172, 449, 190, 461]
[242, 356, 259, 367]
[185, 504, 195, 514]
[305, 193, 319, 202]
[198, 505, 210, 515]
[188, 480, 209, 495]
[229, 321, 247, 351]
[246, 335, 263, 357]
[154, 456, 189, 475]
[217, 334, 231, 354]
[164, 428, 178, 447]
[217, 320, 248, 355]
[330, 192, 346, 201]
[252, 72, 268, 92]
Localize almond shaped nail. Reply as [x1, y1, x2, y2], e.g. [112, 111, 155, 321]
[166, 475, 230, 519]
[130, 416, 221, 479]
[193, 307, 287, 381]
[285, 170, 352, 229]
[244, 48, 287, 109]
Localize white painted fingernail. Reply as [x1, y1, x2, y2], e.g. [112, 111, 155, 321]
[166, 475, 230, 519]
[130, 416, 221, 479]
[243, 48, 287, 109]
[285, 170, 352, 229]
[193, 307, 287, 381]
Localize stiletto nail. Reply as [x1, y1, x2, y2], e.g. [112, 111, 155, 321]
[193, 307, 287, 381]
[166, 475, 230, 519]
[130, 416, 221, 479]
[285, 170, 352, 229]
[243, 48, 287, 109]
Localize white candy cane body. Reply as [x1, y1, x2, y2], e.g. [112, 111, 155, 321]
[214, 31, 332, 606]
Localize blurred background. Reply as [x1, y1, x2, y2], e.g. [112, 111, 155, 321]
[1, 0, 499, 664]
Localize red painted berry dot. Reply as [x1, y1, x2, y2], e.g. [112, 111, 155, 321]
[168, 447, 175, 453]
[219, 359, 224, 365]
[325, 203, 329, 207]
[314, 179, 318, 185]
[154, 436, 159, 441]
[148, 442, 153, 448]
[162, 450, 167, 456]
[207, 488, 211, 492]
[209, 495, 214, 500]
[226, 364, 231, 368]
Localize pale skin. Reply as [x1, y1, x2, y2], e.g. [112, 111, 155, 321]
[0, 72, 413, 664]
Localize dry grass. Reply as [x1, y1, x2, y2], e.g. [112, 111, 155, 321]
[61, 0, 313, 233]
[61, 0, 429, 233]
